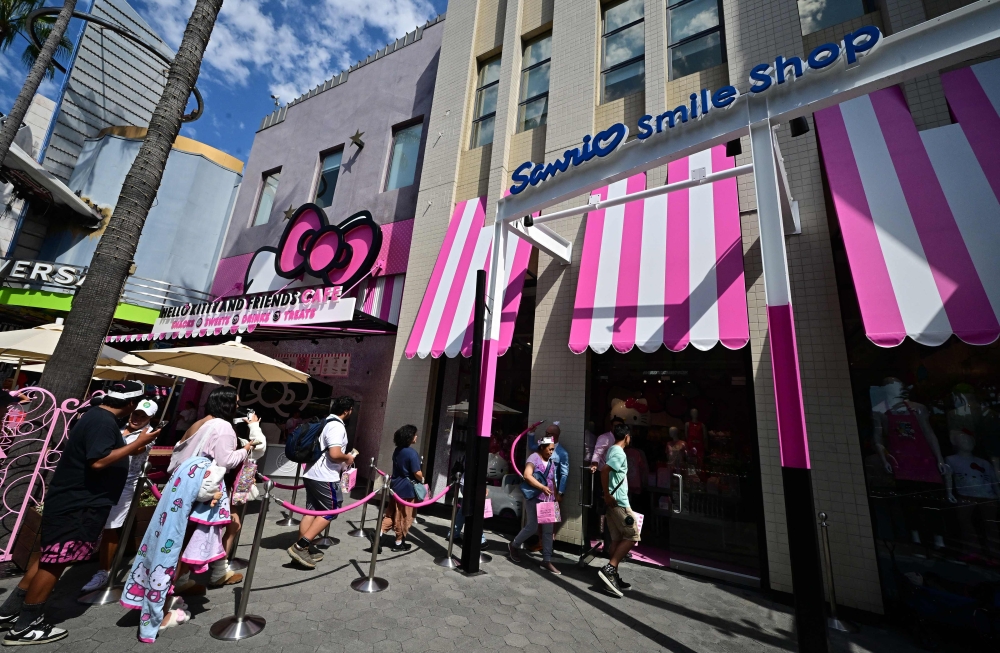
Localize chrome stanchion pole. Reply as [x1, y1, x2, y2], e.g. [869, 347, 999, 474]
[348, 458, 375, 538]
[275, 464, 302, 526]
[227, 501, 250, 571]
[818, 512, 859, 633]
[210, 480, 274, 640]
[80, 462, 151, 605]
[351, 483, 390, 593]
[435, 480, 460, 568]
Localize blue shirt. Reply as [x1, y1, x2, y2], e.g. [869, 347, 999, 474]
[528, 434, 570, 495]
[390, 446, 421, 499]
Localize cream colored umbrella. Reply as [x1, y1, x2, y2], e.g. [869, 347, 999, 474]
[137, 337, 309, 384]
[19, 362, 223, 386]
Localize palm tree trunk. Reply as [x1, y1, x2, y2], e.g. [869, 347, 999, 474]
[40, 0, 224, 402]
[0, 0, 76, 164]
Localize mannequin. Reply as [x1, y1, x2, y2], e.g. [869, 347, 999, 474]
[684, 409, 706, 472]
[945, 429, 1000, 557]
[872, 378, 946, 548]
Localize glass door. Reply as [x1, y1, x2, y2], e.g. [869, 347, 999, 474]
[589, 346, 765, 586]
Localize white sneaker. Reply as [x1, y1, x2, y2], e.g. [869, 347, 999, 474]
[81, 570, 109, 593]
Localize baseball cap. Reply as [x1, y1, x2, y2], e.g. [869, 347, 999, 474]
[536, 436, 555, 447]
[106, 380, 144, 400]
[135, 399, 158, 417]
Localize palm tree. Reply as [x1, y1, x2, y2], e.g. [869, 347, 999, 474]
[40, 0, 224, 402]
[0, 0, 75, 169]
[0, 1, 72, 79]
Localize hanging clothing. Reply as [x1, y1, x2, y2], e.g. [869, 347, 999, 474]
[121, 456, 213, 643]
[886, 402, 942, 484]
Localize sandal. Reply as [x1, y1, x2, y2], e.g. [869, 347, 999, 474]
[541, 562, 562, 575]
[159, 609, 190, 631]
[208, 570, 243, 587]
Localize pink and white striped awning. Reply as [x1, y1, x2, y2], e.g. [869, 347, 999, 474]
[349, 273, 404, 325]
[569, 147, 749, 354]
[815, 62, 1000, 347]
[405, 197, 532, 359]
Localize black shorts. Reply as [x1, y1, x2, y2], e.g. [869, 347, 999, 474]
[303, 478, 342, 521]
[40, 506, 111, 548]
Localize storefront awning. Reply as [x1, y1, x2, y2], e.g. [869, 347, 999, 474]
[815, 70, 1000, 348]
[569, 146, 749, 354]
[405, 196, 531, 359]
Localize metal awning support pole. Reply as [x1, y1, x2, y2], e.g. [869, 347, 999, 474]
[749, 104, 827, 653]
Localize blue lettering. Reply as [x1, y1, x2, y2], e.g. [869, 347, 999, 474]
[592, 123, 627, 156]
[775, 55, 803, 84]
[637, 114, 654, 140]
[580, 135, 595, 162]
[749, 63, 773, 93]
[529, 163, 547, 186]
[844, 25, 880, 65]
[509, 161, 532, 195]
[701, 89, 711, 116]
[712, 86, 739, 108]
[807, 42, 840, 70]
[567, 147, 584, 166]
[690, 93, 699, 119]
[544, 154, 572, 177]
[656, 106, 688, 132]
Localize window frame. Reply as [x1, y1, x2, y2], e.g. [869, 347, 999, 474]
[666, 0, 727, 80]
[517, 33, 552, 133]
[384, 118, 425, 192]
[471, 55, 502, 149]
[601, 0, 646, 104]
[313, 147, 344, 209]
[251, 167, 281, 227]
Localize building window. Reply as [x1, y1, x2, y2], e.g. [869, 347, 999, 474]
[252, 170, 280, 226]
[797, 0, 869, 35]
[386, 122, 424, 191]
[314, 151, 343, 208]
[601, 0, 645, 103]
[518, 33, 551, 133]
[667, 0, 724, 79]
[471, 56, 501, 148]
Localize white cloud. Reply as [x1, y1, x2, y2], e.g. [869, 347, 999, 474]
[134, 0, 437, 101]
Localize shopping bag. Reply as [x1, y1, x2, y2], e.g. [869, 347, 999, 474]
[484, 498, 493, 518]
[536, 501, 561, 524]
[231, 460, 259, 505]
[341, 466, 357, 493]
[634, 511, 644, 535]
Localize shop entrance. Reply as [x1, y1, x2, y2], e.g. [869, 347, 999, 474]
[588, 346, 766, 586]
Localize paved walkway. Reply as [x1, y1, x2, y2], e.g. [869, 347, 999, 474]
[0, 488, 926, 652]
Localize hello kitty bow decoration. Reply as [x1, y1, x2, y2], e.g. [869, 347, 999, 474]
[244, 203, 383, 293]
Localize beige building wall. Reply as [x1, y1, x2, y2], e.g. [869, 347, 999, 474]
[381, 0, 980, 614]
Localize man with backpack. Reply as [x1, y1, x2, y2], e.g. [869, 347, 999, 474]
[286, 396, 356, 568]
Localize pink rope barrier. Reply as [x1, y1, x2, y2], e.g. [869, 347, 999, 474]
[389, 482, 454, 508]
[258, 474, 305, 490]
[274, 490, 379, 516]
[509, 421, 545, 478]
[149, 483, 162, 500]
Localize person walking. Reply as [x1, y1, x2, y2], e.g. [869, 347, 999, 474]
[287, 396, 355, 569]
[590, 416, 625, 555]
[80, 398, 159, 593]
[598, 423, 641, 598]
[527, 422, 570, 548]
[508, 435, 561, 574]
[0, 382, 157, 645]
[380, 424, 422, 552]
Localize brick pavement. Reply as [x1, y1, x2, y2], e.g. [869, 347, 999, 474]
[0, 489, 927, 652]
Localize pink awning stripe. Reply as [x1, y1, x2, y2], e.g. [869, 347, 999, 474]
[350, 273, 404, 326]
[816, 77, 1000, 347]
[404, 196, 532, 359]
[570, 147, 749, 354]
[941, 63, 1000, 205]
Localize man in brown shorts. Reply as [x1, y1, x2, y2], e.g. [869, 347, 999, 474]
[598, 423, 640, 598]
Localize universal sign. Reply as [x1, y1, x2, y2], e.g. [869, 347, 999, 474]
[0, 258, 85, 287]
[509, 25, 882, 195]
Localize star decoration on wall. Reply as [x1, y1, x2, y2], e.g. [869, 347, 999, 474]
[283, 204, 295, 220]
[349, 129, 365, 149]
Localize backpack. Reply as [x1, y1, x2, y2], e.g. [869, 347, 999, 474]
[284, 416, 336, 464]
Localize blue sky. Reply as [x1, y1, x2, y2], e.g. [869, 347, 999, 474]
[0, 0, 448, 163]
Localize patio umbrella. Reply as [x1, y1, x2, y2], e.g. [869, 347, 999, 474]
[447, 400, 521, 415]
[18, 363, 222, 386]
[136, 337, 309, 384]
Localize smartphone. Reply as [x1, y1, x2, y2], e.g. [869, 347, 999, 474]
[233, 409, 255, 424]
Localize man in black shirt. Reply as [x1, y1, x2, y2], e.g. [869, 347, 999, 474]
[0, 381, 158, 646]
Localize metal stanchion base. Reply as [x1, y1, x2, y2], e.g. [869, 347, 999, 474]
[479, 552, 493, 564]
[434, 555, 460, 568]
[275, 512, 300, 527]
[77, 586, 122, 605]
[347, 528, 367, 538]
[313, 536, 338, 548]
[351, 577, 389, 593]
[828, 617, 859, 633]
[228, 557, 249, 571]
[210, 614, 266, 640]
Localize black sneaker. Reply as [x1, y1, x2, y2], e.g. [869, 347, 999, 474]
[0, 615, 15, 632]
[614, 569, 632, 590]
[598, 564, 623, 598]
[389, 542, 412, 552]
[2, 619, 68, 646]
[508, 542, 522, 563]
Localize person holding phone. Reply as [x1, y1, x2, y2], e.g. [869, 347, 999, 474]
[80, 399, 160, 593]
[0, 382, 157, 645]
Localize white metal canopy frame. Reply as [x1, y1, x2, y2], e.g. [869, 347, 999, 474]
[456, 3, 1000, 651]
